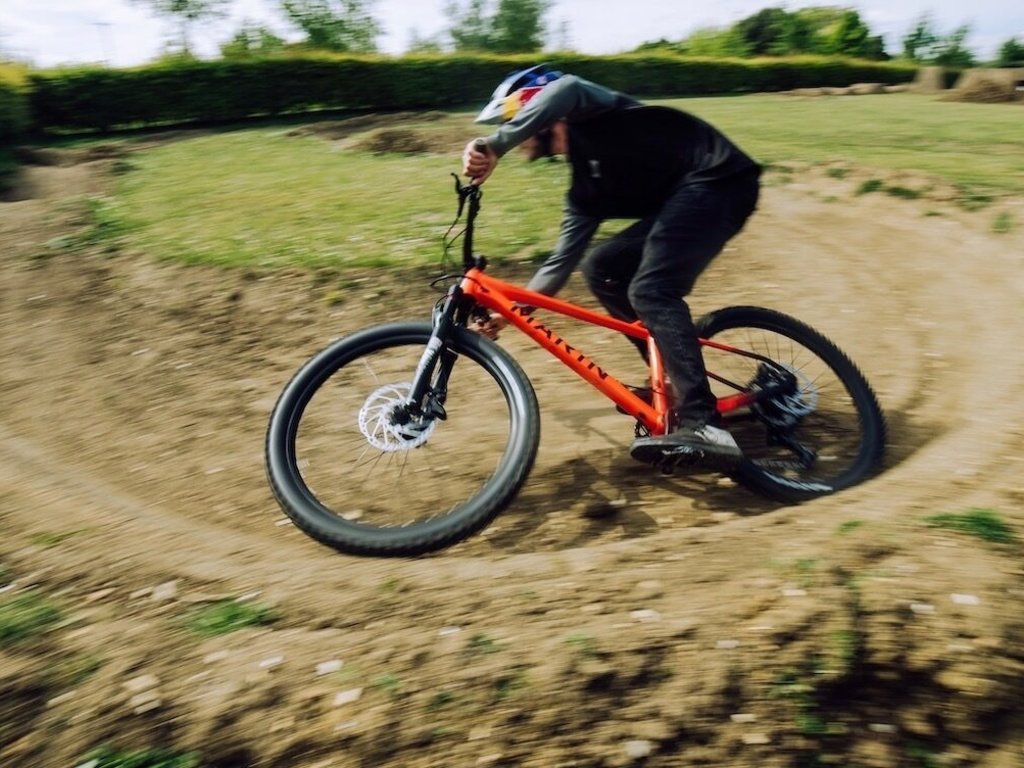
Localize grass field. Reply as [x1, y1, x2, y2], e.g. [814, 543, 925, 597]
[89, 93, 1024, 269]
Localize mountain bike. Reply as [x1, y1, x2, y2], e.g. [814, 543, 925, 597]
[265, 176, 886, 557]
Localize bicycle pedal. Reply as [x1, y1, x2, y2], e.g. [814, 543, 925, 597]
[654, 446, 704, 474]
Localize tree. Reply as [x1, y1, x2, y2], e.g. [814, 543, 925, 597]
[677, 27, 750, 58]
[131, 0, 232, 54]
[901, 15, 938, 60]
[735, 8, 790, 56]
[445, 0, 491, 51]
[930, 25, 975, 68]
[551, 18, 572, 51]
[996, 37, 1024, 67]
[635, 6, 890, 60]
[406, 29, 444, 54]
[774, 12, 816, 55]
[221, 22, 286, 58]
[824, 10, 885, 58]
[281, 0, 382, 53]
[490, 0, 550, 53]
[901, 15, 975, 67]
[445, 0, 551, 53]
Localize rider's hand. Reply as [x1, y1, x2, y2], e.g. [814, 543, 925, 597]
[463, 139, 497, 185]
[472, 312, 508, 340]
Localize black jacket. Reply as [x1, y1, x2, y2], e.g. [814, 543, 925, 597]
[567, 105, 761, 219]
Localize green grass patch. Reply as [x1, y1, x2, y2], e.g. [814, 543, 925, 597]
[855, 178, 884, 195]
[183, 598, 278, 636]
[955, 185, 994, 211]
[82, 746, 200, 768]
[45, 196, 136, 256]
[667, 93, 1024, 196]
[426, 689, 459, 711]
[491, 667, 529, 701]
[94, 93, 1024, 270]
[53, 653, 105, 687]
[566, 632, 599, 659]
[836, 519, 864, 534]
[113, 125, 569, 270]
[465, 632, 500, 656]
[374, 672, 403, 697]
[31, 528, 90, 548]
[924, 508, 1016, 543]
[885, 185, 922, 199]
[992, 211, 1015, 234]
[0, 590, 62, 646]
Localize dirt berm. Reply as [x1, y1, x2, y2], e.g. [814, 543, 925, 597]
[1, 142, 1023, 767]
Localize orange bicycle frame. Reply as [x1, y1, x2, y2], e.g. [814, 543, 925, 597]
[460, 268, 671, 435]
[459, 268, 765, 436]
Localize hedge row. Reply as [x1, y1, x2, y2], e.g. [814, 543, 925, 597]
[0, 65, 29, 142]
[23, 53, 918, 134]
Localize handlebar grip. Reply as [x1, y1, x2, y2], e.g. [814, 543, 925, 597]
[473, 138, 488, 153]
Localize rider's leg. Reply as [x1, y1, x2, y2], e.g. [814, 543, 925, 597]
[581, 219, 651, 360]
[628, 174, 759, 431]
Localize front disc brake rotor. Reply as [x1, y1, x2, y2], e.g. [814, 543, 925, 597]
[358, 383, 436, 452]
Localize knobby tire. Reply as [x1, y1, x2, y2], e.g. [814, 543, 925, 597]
[265, 322, 540, 557]
[697, 306, 886, 502]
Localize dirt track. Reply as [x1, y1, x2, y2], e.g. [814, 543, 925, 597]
[2, 147, 1024, 768]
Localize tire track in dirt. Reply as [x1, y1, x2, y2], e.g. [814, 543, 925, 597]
[2, 180, 1022, 573]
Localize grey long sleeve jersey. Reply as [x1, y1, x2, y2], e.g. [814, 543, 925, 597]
[483, 76, 639, 297]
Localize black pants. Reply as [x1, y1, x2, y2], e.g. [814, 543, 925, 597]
[581, 170, 761, 428]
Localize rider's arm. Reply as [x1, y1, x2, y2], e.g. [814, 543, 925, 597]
[475, 205, 599, 340]
[526, 206, 602, 296]
[484, 76, 636, 158]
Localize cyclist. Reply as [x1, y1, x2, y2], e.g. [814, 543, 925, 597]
[463, 64, 762, 468]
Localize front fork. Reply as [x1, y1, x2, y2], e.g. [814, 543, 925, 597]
[405, 284, 466, 420]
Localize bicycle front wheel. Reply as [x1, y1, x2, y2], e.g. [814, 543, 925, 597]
[266, 322, 540, 556]
[696, 306, 886, 502]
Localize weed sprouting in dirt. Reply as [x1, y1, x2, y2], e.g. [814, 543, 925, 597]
[491, 667, 529, 702]
[183, 598, 279, 636]
[955, 185, 994, 211]
[836, 519, 864, 534]
[885, 185, 923, 199]
[906, 741, 942, 768]
[566, 632, 599, 659]
[80, 745, 200, 768]
[465, 632, 500, 656]
[855, 179, 925, 200]
[856, 178, 884, 195]
[0, 589, 62, 646]
[426, 689, 459, 712]
[374, 672, 403, 697]
[992, 211, 1015, 234]
[379, 576, 407, 594]
[924, 508, 1016, 543]
[52, 653, 105, 687]
[46, 195, 136, 256]
[31, 528, 89, 548]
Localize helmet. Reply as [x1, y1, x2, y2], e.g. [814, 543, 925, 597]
[475, 64, 563, 124]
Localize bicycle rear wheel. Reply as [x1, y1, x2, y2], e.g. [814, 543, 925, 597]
[266, 322, 540, 556]
[696, 306, 885, 502]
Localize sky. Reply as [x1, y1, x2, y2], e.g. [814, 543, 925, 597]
[2, 0, 1022, 69]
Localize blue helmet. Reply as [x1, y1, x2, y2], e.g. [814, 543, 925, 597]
[475, 64, 563, 124]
